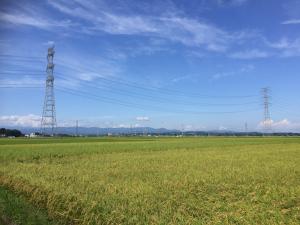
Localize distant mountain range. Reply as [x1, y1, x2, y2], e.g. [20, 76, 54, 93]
[2, 126, 299, 136]
[12, 126, 179, 135]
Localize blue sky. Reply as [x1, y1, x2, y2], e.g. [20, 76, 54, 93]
[0, 0, 299, 132]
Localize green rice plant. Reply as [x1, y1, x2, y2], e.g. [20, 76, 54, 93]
[0, 185, 58, 225]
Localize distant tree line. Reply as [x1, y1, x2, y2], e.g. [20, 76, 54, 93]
[0, 128, 23, 137]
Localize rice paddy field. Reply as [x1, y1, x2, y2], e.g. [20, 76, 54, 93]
[0, 137, 299, 225]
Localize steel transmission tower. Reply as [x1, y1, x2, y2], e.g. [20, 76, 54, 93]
[261, 87, 272, 133]
[41, 46, 57, 135]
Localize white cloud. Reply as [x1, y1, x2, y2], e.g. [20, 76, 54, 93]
[233, 0, 248, 4]
[281, 19, 300, 25]
[99, 13, 159, 35]
[0, 12, 51, 28]
[0, 114, 41, 127]
[268, 38, 291, 49]
[229, 49, 269, 59]
[117, 124, 128, 128]
[171, 75, 192, 83]
[259, 119, 290, 127]
[46, 0, 255, 52]
[3, 0, 300, 60]
[181, 124, 206, 131]
[186, 50, 205, 58]
[212, 64, 254, 80]
[258, 119, 300, 132]
[45, 40, 55, 46]
[111, 124, 138, 128]
[0, 74, 80, 91]
[240, 64, 255, 72]
[218, 125, 227, 131]
[158, 17, 231, 52]
[0, 12, 73, 30]
[267, 38, 300, 57]
[212, 71, 235, 80]
[182, 124, 206, 131]
[136, 116, 150, 121]
[77, 73, 102, 81]
[0, 76, 43, 87]
[217, 0, 248, 6]
[54, 51, 123, 87]
[274, 119, 290, 126]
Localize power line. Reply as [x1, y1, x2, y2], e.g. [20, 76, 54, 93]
[53, 73, 261, 107]
[1, 82, 262, 113]
[0, 70, 261, 107]
[0, 81, 262, 114]
[0, 54, 42, 59]
[0, 53, 265, 116]
[0, 86, 43, 88]
[56, 86, 261, 115]
[0, 53, 259, 99]
[57, 61, 259, 99]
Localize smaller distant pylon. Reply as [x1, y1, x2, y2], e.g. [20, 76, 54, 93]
[261, 87, 272, 133]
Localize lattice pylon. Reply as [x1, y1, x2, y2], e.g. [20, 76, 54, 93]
[41, 46, 56, 135]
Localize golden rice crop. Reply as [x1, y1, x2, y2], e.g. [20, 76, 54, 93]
[0, 137, 299, 224]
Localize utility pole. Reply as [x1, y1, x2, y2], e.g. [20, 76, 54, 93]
[245, 122, 248, 136]
[41, 46, 57, 136]
[76, 120, 78, 137]
[262, 87, 272, 134]
[130, 124, 132, 136]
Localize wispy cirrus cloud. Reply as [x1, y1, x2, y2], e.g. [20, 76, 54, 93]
[171, 75, 193, 83]
[46, 0, 254, 52]
[211, 64, 254, 80]
[281, 19, 300, 25]
[0, 76, 43, 87]
[229, 49, 269, 59]
[266, 38, 300, 57]
[56, 52, 123, 82]
[217, 0, 248, 7]
[0, 11, 74, 30]
[0, 42, 123, 90]
[1, 0, 300, 60]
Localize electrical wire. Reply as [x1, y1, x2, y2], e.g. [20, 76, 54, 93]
[0, 69, 262, 107]
[0, 54, 260, 99]
[54, 73, 261, 107]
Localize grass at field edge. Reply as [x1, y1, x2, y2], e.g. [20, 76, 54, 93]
[0, 185, 57, 225]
